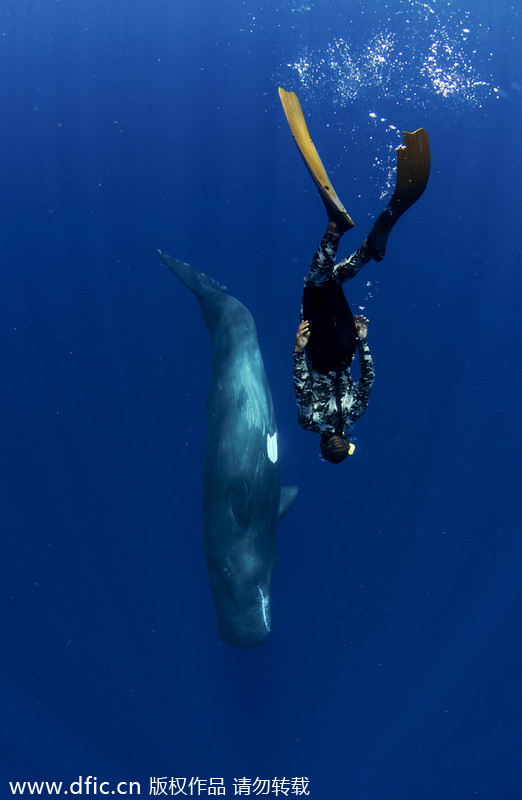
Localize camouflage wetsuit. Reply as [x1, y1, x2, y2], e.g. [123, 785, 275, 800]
[293, 229, 375, 437]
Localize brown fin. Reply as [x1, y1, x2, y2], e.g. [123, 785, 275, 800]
[366, 127, 431, 261]
[391, 127, 431, 213]
[278, 87, 354, 230]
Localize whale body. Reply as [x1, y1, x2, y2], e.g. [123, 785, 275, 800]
[159, 251, 298, 648]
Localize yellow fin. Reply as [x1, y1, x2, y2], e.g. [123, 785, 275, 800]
[278, 87, 354, 230]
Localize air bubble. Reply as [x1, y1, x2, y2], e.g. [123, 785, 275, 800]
[282, 8, 494, 115]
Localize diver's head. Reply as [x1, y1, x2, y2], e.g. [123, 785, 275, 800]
[320, 433, 355, 464]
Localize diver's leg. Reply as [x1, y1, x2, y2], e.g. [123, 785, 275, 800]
[303, 225, 343, 288]
[331, 241, 372, 284]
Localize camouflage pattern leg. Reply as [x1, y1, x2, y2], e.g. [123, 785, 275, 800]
[332, 246, 371, 284]
[303, 229, 341, 287]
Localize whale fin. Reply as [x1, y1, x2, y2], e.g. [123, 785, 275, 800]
[278, 486, 299, 520]
[158, 250, 228, 296]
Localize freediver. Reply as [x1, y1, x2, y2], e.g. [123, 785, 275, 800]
[279, 88, 430, 464]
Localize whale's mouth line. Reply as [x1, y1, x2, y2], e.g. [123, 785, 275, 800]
[257, 585, 271, 632]
[220, 578, 272, 633]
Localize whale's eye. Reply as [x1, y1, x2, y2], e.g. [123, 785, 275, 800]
[230, 479, 251, 531]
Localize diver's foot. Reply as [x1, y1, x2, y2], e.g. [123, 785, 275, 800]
[326, 209, 353, 236]
[365, 207, 397, 261]
[359, 240, 373, 263]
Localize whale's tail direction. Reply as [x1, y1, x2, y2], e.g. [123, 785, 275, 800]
[158, 250, 228, 297]
[158, 249, 242, 333]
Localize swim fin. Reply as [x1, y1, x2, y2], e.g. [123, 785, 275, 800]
[366, 127, 430, 261]
[278, 87, 355, 232]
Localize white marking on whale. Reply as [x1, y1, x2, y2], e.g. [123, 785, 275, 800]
[267, 432, 278, 464]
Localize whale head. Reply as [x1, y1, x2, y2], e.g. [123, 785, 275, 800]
[211, 549, 274, 649]
[204, 479, 298, 649]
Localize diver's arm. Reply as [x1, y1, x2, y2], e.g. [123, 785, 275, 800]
[353, 314, 368, 342]
[357, 337, 375, 391]
[294, 320, 310, 354]
[293, 350, 317, 431]
[294, 319, 316, 428]
[354, 315, 375, 397]
[350, 337, 375, 421]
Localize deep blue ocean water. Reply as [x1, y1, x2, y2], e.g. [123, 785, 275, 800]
[2, 0, 522, 796]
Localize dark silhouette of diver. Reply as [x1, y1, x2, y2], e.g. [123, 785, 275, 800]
[279, 88, 430, 463]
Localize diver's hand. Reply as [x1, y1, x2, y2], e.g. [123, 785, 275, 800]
[354, 315, 369, 341]
[294, 320, 310, 353]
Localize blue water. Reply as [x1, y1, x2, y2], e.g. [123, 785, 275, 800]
[2, 0, 522, 796]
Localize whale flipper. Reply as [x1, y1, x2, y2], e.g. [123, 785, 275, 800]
[279, 486, 299, 520]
